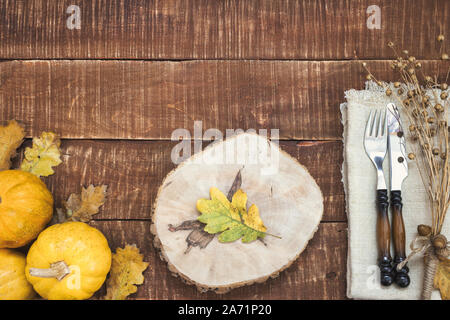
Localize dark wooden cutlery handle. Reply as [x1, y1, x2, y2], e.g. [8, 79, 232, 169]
[376, 189, 394, 286]
[390, 190, 410, 288]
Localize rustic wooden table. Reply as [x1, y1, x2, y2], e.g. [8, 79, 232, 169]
[1, 0, 448, 299]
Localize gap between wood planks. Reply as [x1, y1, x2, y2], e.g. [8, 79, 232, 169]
[0, 58, 448, 62]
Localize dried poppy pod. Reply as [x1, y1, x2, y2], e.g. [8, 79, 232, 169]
[432, 234, 447, 249]
[434, 104, 444, 113]
[418, 224, 432, 237]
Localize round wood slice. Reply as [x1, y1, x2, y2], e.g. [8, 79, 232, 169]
[151, 133, 323, 293]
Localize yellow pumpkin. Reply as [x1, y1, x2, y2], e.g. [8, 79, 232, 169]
[26, 222, 112, 300]
[0, 248, 35, 300]
[0, 170, 53, 248]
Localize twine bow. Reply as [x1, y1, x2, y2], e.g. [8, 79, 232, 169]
[396, 235, 433, 271]
[397, 225, 449, 300]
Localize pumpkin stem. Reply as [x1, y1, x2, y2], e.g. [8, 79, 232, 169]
[29, 261, 71, 281]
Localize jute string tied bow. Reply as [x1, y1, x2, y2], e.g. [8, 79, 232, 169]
[397, 224, 449, 300]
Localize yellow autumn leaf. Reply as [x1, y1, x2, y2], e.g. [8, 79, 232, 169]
[196, 187, 267, 243]
[434, 257, 450, 300]
[20, 131, 62, 177]
[66, 185, 108, 222]
[0, 120, 25, 171]
[104, 244, 149, 300]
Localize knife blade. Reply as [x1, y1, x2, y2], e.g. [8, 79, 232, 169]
[387, 103, 408, 190]
[387, 102, 410, 288]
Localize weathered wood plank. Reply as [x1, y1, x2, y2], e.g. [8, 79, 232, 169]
[11, 139, 344, 221]
[1, 60, 447, 140]
[90, 220, 347, 300]
[0, 0, 448, 60]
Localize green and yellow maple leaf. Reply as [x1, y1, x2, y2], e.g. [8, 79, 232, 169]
[196, 187, 267, 243]
[20, 132, 62, 177]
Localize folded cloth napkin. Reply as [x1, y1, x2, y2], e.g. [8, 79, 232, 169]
[341, 81, 449, 300]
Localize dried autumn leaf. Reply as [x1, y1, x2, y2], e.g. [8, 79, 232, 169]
[434, 257, 450, 300]
[104, 244, 149, 300]
[20, 131, 62, 177]
[66, 185, 108, 222]
[0, 120, 25, 171]
[196, 187, 267, 243]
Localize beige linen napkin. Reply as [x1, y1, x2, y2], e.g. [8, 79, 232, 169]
[341, 81, 449, 300]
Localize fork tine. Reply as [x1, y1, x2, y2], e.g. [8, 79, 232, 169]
[382, 108, 388, 137]
[377, 108, 385, 137]
[365, 109, 375, 137]
[372, 109, 379, 137]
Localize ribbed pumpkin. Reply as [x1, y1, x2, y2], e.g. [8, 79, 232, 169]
[0, 248, 35, 300]
[26, 222, 112, 300]
[0, 170, 53, 248]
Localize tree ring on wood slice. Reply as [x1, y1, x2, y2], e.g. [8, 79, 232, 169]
[151, 132, 323, 293]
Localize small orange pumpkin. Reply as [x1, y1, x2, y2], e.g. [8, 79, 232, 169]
[0, 170, 53, 248]
[0, 248, 35, 300]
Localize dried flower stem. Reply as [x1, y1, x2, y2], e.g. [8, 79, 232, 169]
[363, 39, 449, 237]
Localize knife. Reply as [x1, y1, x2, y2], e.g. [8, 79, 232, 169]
[387, 103, 410, 288]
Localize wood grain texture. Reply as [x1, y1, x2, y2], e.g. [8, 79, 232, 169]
[11, 139, 344, 221]
[91, 220, 347, 300]
[0, 0, 448, 60]
[1, 60, 447, 140]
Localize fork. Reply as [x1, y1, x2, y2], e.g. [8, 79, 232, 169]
[364, 108, 394, 286]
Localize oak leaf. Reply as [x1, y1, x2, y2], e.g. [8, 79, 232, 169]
[434, 257, 450, 300]
[66, 185, 108, 222]
[0, 120, 25, 171]
[196, 187, 267, 243]
[20, 131, 62, 177]
[104, 244, 149, 300]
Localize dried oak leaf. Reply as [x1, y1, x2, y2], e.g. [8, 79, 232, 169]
[20, 131, 62, 177]
[434, 257, 450, 300]
[196, 187, 267, 243]
[66, 185, 108, 222]
[0, 120, 25, 171]
[104, 244, 149, 300]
